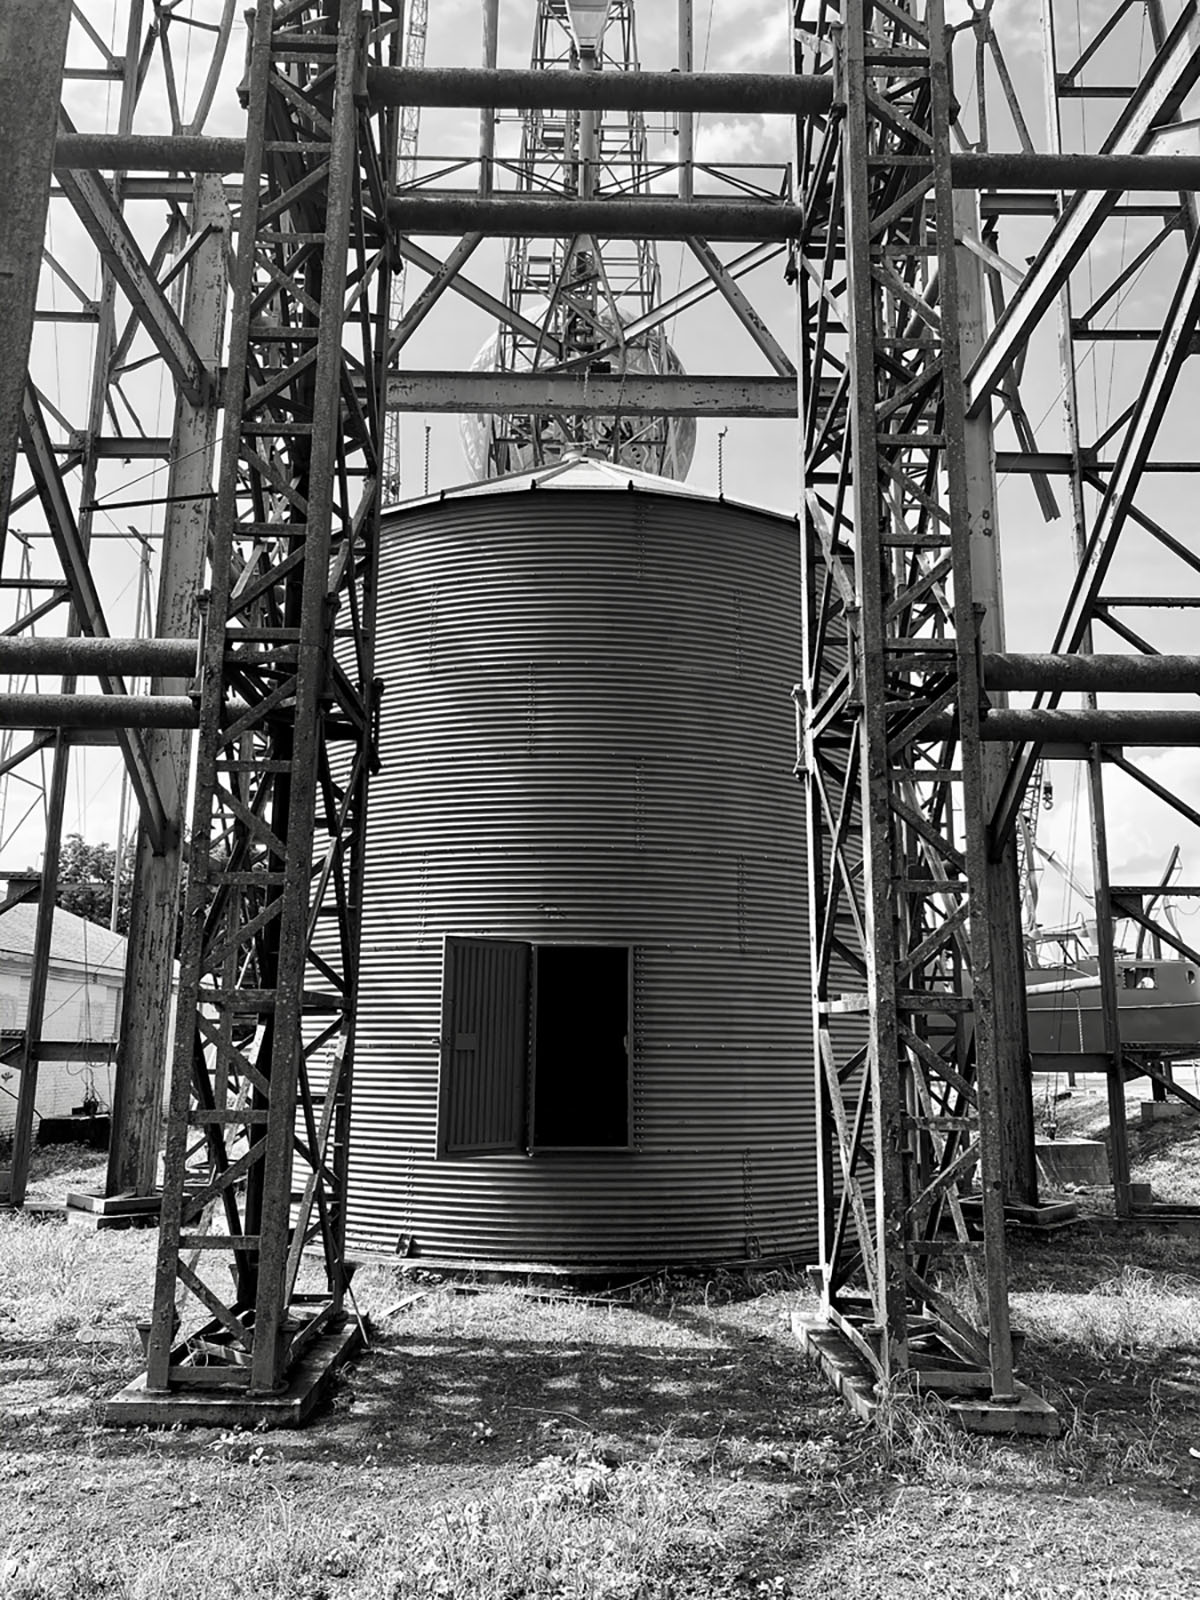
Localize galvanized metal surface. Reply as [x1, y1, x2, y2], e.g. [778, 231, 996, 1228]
[350, 469, 813, 1268]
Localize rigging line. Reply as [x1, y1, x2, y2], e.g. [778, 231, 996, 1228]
[66, 435, 220, 510]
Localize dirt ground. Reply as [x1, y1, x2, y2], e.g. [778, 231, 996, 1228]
[2, 1143, 1199, 1599]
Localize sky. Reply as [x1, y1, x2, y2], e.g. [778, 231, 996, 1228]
[9, 0, 1200, 949]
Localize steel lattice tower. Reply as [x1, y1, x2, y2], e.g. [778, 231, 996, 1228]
[2, 0, 1199, 1427]
[474, 0, 694, 480]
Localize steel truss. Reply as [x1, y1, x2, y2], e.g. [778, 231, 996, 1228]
[4, 0, 1199, 1430]
[1001, 0, 1200, 1218]
[797, 0, 1200, 1424]
[112, 0, 399, 1417]
[795, 0, 1046, 1424]
[1, 0, 236, 1209]
[481, 0, 694, 478]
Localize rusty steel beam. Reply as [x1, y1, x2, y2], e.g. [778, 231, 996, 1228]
[107, 174, 229, 1203]
[982, 653, 1200, 692]
[957, 709, 1200, 742]
[53, 134, 1200, 196]
[368, 65, 834, 115]
[56, 157, 211, 406]
[0, 636, 198, 677]
[54, 132, 246, 172]
[0, 0, 73, 543]
[386, 370, 802, 416]
[0, 694, 197, 729]
[388, 193, 806, 239]
[953, 152, 1200, 189]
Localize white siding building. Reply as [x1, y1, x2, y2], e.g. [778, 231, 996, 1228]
[0, 904, 125, 1134]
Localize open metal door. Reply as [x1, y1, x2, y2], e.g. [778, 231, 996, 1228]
[436, 937, 530, 1157]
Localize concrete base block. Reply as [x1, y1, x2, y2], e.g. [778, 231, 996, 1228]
[1036, 1136, 1111, 1188]
[104, 1317, 363, 1429]
[948, 1389, 1061, 1439]
[1140, 1100, 1192, 1124]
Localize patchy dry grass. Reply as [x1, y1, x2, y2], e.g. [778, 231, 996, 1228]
[2, 1147, 1200, 1599]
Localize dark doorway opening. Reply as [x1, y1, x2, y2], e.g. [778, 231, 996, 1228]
[532, 945, 630, 1147]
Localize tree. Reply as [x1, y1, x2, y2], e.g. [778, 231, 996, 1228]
[44, 833, 136, 935]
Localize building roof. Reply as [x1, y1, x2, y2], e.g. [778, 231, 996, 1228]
[0, 901, 126, 975]
[385, 452, 799, 525]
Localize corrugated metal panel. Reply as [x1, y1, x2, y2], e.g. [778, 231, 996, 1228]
[349, 481, 817, 1268]
[438, 937, 529, 1155]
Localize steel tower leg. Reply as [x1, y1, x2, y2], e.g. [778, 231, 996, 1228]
[108, 0, 397, 1427]
[105, 175, 231, 1203]
[795, 0, 1057, 1434]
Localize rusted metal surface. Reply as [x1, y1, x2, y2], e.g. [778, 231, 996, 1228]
[133, 0, 396, 1418]
[368, 64, 834, 115]
[0, 636, 197, 677]
[978, 709, 1200, 743]
[387, 192, 806, 241]
[387, 370, 798, 416]
[983, 653, 1200, 692]
[51, 134, 1200, 194]
[54, 133, 246, 172]
[953, 152, 1200, 189]
[107, 175, 229, 1201]
[350, 464, 814, 1268]
[0, 694, 195, 729]
[0, 0, 73, 544]
[797, 1, 1026, 1413]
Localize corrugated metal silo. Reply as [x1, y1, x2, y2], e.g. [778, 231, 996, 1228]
[349, 456, 814, 1269]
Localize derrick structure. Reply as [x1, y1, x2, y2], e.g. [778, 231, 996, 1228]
[797, 0, 1200, 1423]
[795, 0, 1030, 1420]
[380, 0, 427, 500]
[0, 0, 238, 1210]
[477, 0, 692, 478]
[127, 0, 400, 1414]
[2, 0, 1199, 1426]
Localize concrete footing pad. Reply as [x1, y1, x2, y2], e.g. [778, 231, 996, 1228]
[793, 1312, 1060, 1438]
[104, 1317, 363, 1429]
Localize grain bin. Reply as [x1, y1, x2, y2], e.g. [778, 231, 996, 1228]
[348, 455, 814, 1269]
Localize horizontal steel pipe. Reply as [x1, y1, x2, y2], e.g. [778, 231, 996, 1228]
[54, 133, 246, 172]
[972, 709, 1200, 742]
[47, 136, 1196, 200]
[386, 370, 800, 416]
[52, 136, 1198, 198]
[368, 66, 833, 116]
[0, 693, 197, 729]
[387, 193, 806, 240]
[0, 636, 198, 676]
[982, 653, 1200, 692]
[954, 152, 1200, 191]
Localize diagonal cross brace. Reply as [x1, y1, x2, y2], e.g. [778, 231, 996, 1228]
[56, 142, 211, 406]
[17, 381, 170, 850]
[965, 1, 1200, 417]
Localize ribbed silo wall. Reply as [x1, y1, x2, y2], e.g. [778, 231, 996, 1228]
[348, 484, 815, 1268]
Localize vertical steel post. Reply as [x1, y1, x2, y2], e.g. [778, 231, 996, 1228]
[0, 0, 73, 546]
[480, 0, 499, 193]
[953, 189, 1038, 1209]
[247, 0, 363, 1390]
[678, 0, 694, 201]
[840, 1, 910, 1379]
[106, 175, 229, 1199]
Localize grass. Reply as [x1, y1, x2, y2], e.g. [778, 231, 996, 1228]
[2, 1146, 1199, 1599]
